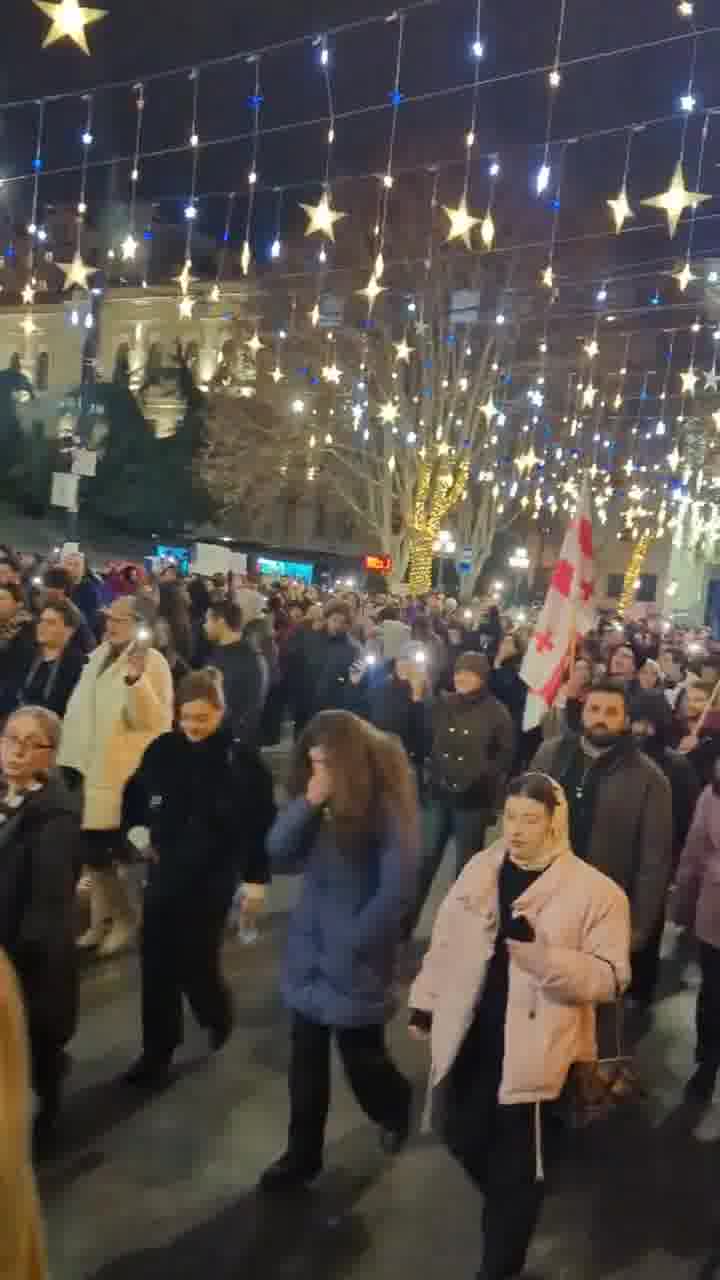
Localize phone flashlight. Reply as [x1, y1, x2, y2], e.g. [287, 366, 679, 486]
[414, 649, 427, 665]
[32, 577, 43, 587]
[136, 627, 151, 644]
[365, 653, 377, 666]
[464, 609, 472, 620]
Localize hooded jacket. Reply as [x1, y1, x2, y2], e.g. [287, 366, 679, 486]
[410, 792, 631, 1106]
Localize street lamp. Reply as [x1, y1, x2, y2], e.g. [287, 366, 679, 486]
[433, 529, 456, 592]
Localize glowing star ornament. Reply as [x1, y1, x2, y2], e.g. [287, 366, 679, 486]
[705, 364, 719, 392]
[480, 393, 498, 423]
[21, 315, 37, 337]
[322, 363, 342, 385]
[357, 272, 386, 311]
[21, 283, 35, 305]
[394, 338, 414, 363]
[309, 303, 320, 328]
[209, 284, 220, 303]
[246, 331, 265, 356]
[299, 191, 347, 241]
[607, 185, 634, 234]
[584, 338, 600, 360]
[270, 365, 284, 384]
[680, 364, 698, 395]
[668, 446, 681, 471]
[674, 260, 696, 292]
[378, 401, 400, 425]
[442, 195, 481, 250]
[178, 296, 195, 319]
[541, 264, 554, 289]
[240, 241, 251, 277]
[34, 0, 107, 53]
[641, 160, 711, 238]
[59, 251, 92, 290]
[582, 382, 598, 409]
[121, 234, 138, 262]
[480, 212, 495, 250]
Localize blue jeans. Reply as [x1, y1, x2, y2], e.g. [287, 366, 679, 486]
[406, 798, 491, 936]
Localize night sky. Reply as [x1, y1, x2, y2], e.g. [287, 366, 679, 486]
[1, 0, 720, 281]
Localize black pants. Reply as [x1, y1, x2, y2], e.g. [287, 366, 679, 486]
[697, 941, 720, 1068]
[406, 799, 491, 936]
[628, 915, 665, 1005]
[444, 1022, 546, 1280]
[286, 1012, 412, 1164]
[140, 892, 232, 1062]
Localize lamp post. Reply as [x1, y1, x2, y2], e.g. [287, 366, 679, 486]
[433, 529, 457, 593]
[508, 547, 530, 605]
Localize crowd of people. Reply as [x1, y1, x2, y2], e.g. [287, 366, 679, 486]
[3, 541, 720, 1279]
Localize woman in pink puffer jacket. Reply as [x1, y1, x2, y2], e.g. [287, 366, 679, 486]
[409, 772, 630, 1280]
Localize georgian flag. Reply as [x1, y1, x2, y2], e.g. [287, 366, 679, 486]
[520, 484, 596, 731]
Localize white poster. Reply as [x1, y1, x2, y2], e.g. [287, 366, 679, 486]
[194, 542, 232, 577]
[51, 473, 80, 512]
[72, 449, 97, 478]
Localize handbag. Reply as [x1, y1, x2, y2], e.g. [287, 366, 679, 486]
[563, 962, 647, 1130]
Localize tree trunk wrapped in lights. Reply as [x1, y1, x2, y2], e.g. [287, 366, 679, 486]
[618, 531, 653, 617]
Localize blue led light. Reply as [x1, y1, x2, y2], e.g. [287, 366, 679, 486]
[389, 90, 405, 107]
[32, 158, 42, 171]
[247, 94, 264, 109]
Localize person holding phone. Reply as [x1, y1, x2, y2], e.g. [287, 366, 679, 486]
[410, 774, 630, 1280]
[58, 599, 173, 958]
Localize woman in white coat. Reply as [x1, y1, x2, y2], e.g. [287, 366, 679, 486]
[409, 772, 631, 1280]
[58, 597, 173, 957]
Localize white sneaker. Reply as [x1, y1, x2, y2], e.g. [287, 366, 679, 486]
[97, 922, 136, 958]
[76, 924, 109, 949]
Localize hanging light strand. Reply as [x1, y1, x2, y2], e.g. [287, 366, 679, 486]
[184, 69, 201, 260]
[127, 83, 145, 247]
[27, 98, 45, 266]
[240, 56, 263, 276]
[463, 0, 483, 198]
[537, 0, 569, 193]
[376, 12, 406, 264]
[684, 109, 711, 262]
[212, 190, 236, 297]
[77, 94, 93, 250]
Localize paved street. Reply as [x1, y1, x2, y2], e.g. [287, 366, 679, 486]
[43, 866, 720, 1280]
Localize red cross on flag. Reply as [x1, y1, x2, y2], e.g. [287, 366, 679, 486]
[520, 483, 596, 730]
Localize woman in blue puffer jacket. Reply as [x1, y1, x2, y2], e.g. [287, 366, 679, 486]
[260, 710, 419, 1192]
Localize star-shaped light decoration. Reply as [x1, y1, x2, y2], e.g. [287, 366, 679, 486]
[357, 272, 386, 312]
[174, 260, 194, 295]
[541, 264, 554, 289]
[668, 446, 681, 471]
[480, 393, 498, 423]
[299, 191, 347, 241]
[322, 363, 342, 384]
[378, 400, 400, 425]
[21, 283, 36, 305]
[623, 458, 634, 476]
[705, 363, 719, 392]
[209, 283, 220, 303]
[584, 338, 599, 360]
[607, 184, 634, 235]
[394, 338, 414, 363]
[480, 212, 495, 250]
[241, 240, 251, 277]
[442, 195, 481, 250]
[674, 260, 696, 292]
[582, 382, 598, 409]
[309, 303, 321, 328]
[613, 393, 623, 410]
[59, 251, 92, 291]
[641, 160, 712, 238]
[246, 331, 265, 356]
[178, 296, 195, 319]
[270, 365, 284, 384]
[21, 315, 38, 337]
[680, 364, 698, 395]
[121, 234, 138, 262]
[34, 0, 107, 54]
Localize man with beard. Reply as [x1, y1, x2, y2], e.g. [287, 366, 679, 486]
[628, 689, 700, 1006]
[532, 679, 673, 968]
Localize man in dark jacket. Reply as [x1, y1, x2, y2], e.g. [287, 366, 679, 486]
[628, 688, 701, 1005]
[310, 603, 362, 719]
[531, 678, 673, 966]
[408, 651, 514, 935]
[205, 601, 264, 746]
[346, 646, 432, 794]
[43, 567, 97, 656]
[61, 550, 104, 640]
[0, 582, 35, 718]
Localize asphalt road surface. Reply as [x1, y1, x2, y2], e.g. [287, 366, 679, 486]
[42, 864, 720, 1280]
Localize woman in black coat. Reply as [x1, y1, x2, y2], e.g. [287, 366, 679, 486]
[0, 706, 82, 1146]
[19, 599, 87, 718]
[122, 667, 276, 1089]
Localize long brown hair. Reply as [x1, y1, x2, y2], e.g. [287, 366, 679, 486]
[290, 710, 420, 854]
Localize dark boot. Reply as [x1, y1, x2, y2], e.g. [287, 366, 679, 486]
[685, 1063, 718, 1104]
[258, 1149, 323, 1192]
[123, 1055, 173, 1091]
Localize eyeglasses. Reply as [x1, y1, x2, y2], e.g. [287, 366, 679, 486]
[1, 734, 53, 754]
